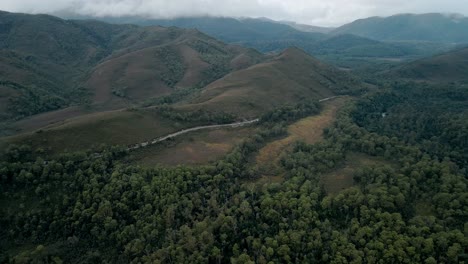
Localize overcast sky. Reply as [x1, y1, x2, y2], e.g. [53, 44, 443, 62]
[0, 0, 466, 26]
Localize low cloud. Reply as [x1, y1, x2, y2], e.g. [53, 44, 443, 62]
[0, 0, 466, 26]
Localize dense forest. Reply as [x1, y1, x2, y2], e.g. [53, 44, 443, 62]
[1, 81, 467, 263]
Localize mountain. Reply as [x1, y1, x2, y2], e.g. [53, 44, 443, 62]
[177, 47, 362, 117]
[0, 11, 264, 123]
[71, 16, 329, 55]
[77, 15, 458, 69]
[279, 21, 335, 33]
[3, 47, 364, 154]
[0, 11, 364, 143]
[308, 34, 408, 57]
[332, 13, 468, 43]
[386, 46, 468, 82]
[90, 16, 326, 44]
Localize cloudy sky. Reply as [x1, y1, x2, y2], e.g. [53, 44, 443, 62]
[0, 0, 466, 26]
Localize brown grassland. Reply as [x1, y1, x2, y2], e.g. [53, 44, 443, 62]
[126, 126, 256, 166]
[2, 109, 196, 156]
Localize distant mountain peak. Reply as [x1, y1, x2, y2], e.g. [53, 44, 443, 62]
[332, 13, 468, 43]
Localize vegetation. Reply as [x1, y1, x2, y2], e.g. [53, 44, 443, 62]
[155, 105, 236, 124]
[352, 81, 468, 171]
[386, 47, 468, 82]
[0, 11, 263, 128]
[1, 86, 467, 262]
[102, 16, 460, 70]
[1, 9, 468, 264]
[181, 47, 364, 118]
[331, 13, 468, 43]
[154, 46, 186, 87]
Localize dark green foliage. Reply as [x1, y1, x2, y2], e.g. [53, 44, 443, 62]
[154, 46, 186, 87]
[1, 11, 468, 264]
[1, 93, 467, 263]
[260, 100, 321, 123]
[188, 39, 234, 86]
[154, 105, 236, 124]
[142, 87, 201, 106]
[352, 82, 468, 170]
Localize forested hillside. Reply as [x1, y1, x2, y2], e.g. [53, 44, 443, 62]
[90, 15, 459, 70]
[0, 10, 467, 264]
[332, 13, 468, 43]
[1, 79, 466, 262]
[385, 47, 468, 82]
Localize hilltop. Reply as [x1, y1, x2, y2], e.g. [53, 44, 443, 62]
[385, 47, 468, 82]
[84, 16, 326, 44]
[332, 13, 468, 43]
[178, 47, 362, 117]
[0, 11, 263, 127]
[0, 11, 364, 154]
[81, 15, 459, 69]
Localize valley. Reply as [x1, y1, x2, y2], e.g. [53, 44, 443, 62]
[0, 9, 467, 264]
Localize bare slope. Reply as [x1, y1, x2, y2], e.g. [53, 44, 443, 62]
[0, 11, 263, 134]
[179, 47, 361, 117]
[87, 30, 264, 108]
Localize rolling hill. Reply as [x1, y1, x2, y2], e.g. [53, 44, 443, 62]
[178, 47, 362, 117]
[0, 11, 365, 154]
[385, 47, 468, 82]
[76, 15, 457, 70]
[332, 13, 468, 43]
[3, 47, 363, 154]
[86, 16, 407, 57]
[84, 16, 326, 44]
[308, 34, 407, 57]
[0, 11, 264, 126]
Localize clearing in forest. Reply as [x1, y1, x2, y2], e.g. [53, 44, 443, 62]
[127, 126, 256, 167]
[321, 152, 395, 195]
[255, 97, 349, 177]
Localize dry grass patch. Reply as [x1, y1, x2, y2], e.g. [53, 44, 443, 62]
[3, 109, 194, 155]
[256, 97, 348, 176]
[128, 127, 256, 167]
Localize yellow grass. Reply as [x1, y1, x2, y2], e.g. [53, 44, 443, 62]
[128, 127, 255, 167]
[256, 97, 348, 175]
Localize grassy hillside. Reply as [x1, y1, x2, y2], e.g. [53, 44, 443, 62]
[385, 47, 468, 82]
[86, 30, 264, 109]
[332, 13, 468, 43]
[178, 47, 363, 117]
[1, 47, 363, 154]
[69, 15, 459, 71]
[0, 11, 264, 133]
[2, 108, 199, 156]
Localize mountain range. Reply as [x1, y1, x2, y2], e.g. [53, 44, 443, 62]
[77, 13, 465, 68]
[0, 11, 361, 141]
[0, 11, 264, 123]
[332, 13, 468, 43]
[1, 9, 468, 263]
[0, 10, 466, 140]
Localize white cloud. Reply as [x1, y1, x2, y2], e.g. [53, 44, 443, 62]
[0, 0, 466, 26]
